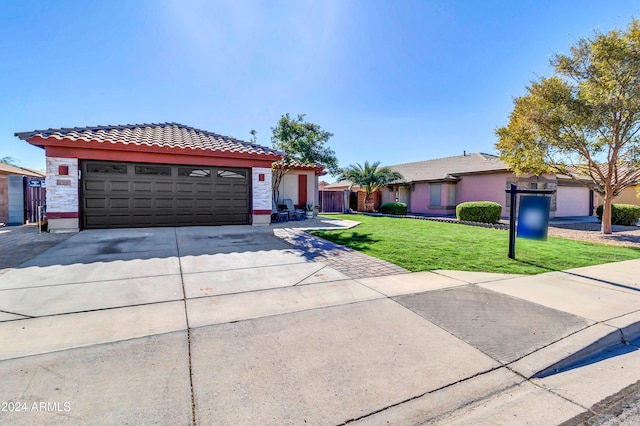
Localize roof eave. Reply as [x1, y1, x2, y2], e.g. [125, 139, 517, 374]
[21, 135, 284, 162]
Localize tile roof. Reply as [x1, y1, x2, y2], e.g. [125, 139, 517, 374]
[274, 157, 324, 170]
[385, 153, 509, 183]
[0, 162, 45, 177]
[15, 122, 284, 158]
[324, 180, 359, 189]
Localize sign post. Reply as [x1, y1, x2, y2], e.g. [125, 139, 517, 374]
[505, 184, 555, 259]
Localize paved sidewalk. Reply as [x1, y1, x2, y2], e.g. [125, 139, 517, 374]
[0, 220, 639, 425]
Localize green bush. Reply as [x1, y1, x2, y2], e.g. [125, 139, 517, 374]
[380, 202, 408, 215]
[456, 201, 502, 224]
[595, 204, 640, 226]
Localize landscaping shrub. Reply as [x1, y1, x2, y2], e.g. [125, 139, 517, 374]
[380, 202, 408, 215]
[595, 204, 640, 226]
[456, 201, 502, 224]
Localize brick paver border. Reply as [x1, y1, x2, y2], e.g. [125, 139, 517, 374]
[273, 228, 409, 279]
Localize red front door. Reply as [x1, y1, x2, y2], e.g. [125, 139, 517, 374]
[298, 174, 307, 208]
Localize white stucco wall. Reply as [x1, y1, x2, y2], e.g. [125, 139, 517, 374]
[277, 170, 316, 207]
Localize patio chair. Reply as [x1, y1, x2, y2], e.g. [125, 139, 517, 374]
[272, 201, 288, 223]
[283, 199, 305, 221]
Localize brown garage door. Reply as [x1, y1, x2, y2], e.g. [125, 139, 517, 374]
[81, 161, 250, 229]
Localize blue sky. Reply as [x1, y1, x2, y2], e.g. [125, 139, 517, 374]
[2, 0, 639, 178]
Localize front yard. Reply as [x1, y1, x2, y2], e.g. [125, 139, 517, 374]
[311, 215, 640, 275]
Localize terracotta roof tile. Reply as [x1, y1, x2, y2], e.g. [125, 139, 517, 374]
[274, 158, 324, 170]
[15, 122, 284, 158]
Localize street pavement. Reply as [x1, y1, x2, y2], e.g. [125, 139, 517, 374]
[0, 217, 639, 425]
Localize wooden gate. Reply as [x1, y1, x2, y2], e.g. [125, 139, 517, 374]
[25, 177, 46, 223]
[319, 191, 344, 213]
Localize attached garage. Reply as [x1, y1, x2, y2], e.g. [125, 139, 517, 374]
[15, 123, 283, 232]
[556, 183, 594, 217]
[81, 161, 250, 228]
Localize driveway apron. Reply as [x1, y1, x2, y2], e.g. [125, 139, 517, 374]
[1, 222, 639, 425]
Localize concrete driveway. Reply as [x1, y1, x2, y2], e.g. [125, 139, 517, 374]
[1, 220, 640, 425]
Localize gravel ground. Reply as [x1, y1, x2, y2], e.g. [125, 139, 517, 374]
[548, 222, 640, 247]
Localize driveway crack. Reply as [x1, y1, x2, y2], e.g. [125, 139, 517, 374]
[175, 228, 197, 426]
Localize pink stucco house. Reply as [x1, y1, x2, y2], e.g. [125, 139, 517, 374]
[379, 153, 594, 218]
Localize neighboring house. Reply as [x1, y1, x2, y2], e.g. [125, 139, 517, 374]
[596, 185, 640, 208]
[0, 163, 45, 225]
[15, 123, 321, 232]
[377, 152, 594, 218]
[318, 180, 330, 191]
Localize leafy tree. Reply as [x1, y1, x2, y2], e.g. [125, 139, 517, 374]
[249, 129, 257, 144]
[496, 19, 640, 234]
[0, 156, 17, 165]
[271, 113, 338, 202]
[338, 161, 403, 212]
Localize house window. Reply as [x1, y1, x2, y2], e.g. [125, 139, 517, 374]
[87, 163, 127, 174]
[430, 184, 442, 206]
[135, 165, 171, 176]
[178, 168, 211, 177]
[448, 184, 456, 206]
[217, 169, 247, 179]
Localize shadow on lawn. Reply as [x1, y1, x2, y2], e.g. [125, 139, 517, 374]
[309, 231, 379, 251]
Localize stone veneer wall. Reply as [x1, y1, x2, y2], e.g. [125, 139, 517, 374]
[252, 167, 272, 226]
[46, 157, 79, 232]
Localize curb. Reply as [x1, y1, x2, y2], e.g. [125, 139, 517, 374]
[528, 319, 640, 379]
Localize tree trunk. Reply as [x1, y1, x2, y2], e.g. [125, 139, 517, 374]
[601, 190, 613, 234]
[364, 192, 374, 212]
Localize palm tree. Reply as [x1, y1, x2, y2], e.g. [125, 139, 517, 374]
[338, 161, 403, 212]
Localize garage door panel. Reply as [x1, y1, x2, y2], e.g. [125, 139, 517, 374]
[194, 214, 215, 224]
[131, 214, 153, 226]
[109, 198, 130, 209]
[156, 182, 174, 192]
[109, 181, 130, 192]
[85, 180, 107, 191]
[176, 198, 194, 208]
[82, 161, 250, 229]
[133, 181, 153, 192]
[230, 183, 249, 192]
[176, 183, 194, 192]
[84, 198, 106, 209]
[133, 198, 153, 209]
[195, 183, 214, 192]
[233, 200, 249, 208]
[155, 198, 174, 209]
[215, 183, 232, 193]
[109, 215, 133, 226]
[195, 199, 214, 208]
[155, 214, 177, 225]
[84, 215, 108, 226]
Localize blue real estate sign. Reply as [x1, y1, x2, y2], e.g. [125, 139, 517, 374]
[517, 196, 551, 240]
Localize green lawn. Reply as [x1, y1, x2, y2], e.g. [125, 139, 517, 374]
[310, 215, 640, 275]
